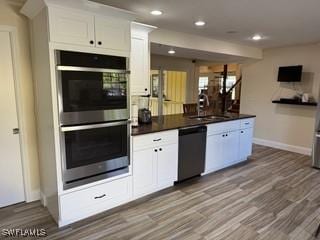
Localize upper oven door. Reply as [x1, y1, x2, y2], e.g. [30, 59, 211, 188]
[56, 51, 130, 125]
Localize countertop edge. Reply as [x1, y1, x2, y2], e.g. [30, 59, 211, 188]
[131, 115, 256, 136]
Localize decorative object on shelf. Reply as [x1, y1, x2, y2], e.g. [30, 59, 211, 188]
[302, 93, 309, 103]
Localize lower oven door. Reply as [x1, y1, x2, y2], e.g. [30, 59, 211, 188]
[60, 120, 130, 189]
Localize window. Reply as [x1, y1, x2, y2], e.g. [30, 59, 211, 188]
[219, 75, 237, 100]
[199, 76, 209, 92]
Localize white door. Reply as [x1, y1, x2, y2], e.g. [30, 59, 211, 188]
[156, 143, 178, 188]
[132, 148, 156, 198]
[239, 128, 254, 161]
[95, 16, 130, 52]
[205, 133, 225, 173]
[0, 31, 25, 207]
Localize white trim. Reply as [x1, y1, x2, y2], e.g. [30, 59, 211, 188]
[0, 26, 40, 202]
[40, 192, 47, 207]
[253, 138, 312, 156]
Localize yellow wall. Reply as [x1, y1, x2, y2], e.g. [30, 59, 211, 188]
[150, 70, 187, 116]
[165, 71, 186, 103]
[0, 0, 40, 200]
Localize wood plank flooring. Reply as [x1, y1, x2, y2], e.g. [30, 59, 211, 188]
[1, 145, 320, 239]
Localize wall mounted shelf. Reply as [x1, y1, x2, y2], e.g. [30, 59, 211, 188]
[272, 100, 317, 106]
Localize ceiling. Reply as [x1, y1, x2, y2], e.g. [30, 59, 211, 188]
[151, 43, 248, 63]
[92, 0, 320, 49]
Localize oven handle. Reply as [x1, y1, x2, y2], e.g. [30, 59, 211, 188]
[60, 120, 130, 132]
[56, 65, 130, 74]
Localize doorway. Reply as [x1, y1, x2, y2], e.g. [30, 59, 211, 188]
[0, 30, 25, 207]
[150, 69, 187, 116]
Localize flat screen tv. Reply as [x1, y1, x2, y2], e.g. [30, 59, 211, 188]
[277, 65, 303, 82]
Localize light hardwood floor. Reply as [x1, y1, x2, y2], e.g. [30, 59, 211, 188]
[1, 145, 320, 240]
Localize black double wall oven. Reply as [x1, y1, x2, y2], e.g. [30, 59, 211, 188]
[56, 50, 130, 189]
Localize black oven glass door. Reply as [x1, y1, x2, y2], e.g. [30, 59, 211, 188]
[61, 71, 128, 112]
[64, 123, 128, 171]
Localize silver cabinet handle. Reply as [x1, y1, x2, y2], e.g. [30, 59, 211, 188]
[56, 65, 130, 74]
[61, 120, 129, 132]
[94, 194, 106, 199]
[153, 138, 162, 142]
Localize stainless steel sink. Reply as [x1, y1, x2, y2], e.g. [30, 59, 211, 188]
[188, 115, 207, 120]
[189, 115, 230, 121]
[204, 115, 228, 121]
[189, 117, 207, 121]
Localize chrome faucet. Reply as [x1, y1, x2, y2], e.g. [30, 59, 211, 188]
[198, 92, 209, 116]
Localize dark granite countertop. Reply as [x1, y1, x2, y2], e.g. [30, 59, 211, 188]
[131, 113, 256, 136]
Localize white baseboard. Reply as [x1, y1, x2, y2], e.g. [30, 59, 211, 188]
[26, 189, 40, 202]
[253, 138, 312, 156]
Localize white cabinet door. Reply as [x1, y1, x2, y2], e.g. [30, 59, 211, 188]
[205, 133, 225, 174]
[49, 7, 95, 47]
[224, 130, 240, 167]
[156, 144, 178, 189]
[132, 148, 156, 198]
[95, 16, 130, 52]
[239, 128, 254, 161]
[130, 36, 149, 95]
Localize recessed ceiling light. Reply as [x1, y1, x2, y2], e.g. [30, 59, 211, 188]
[252, 34, 262, 41]
[194, 21, 206, 26]
[168, 49, 176, 54]
[150, 10, 163, 16]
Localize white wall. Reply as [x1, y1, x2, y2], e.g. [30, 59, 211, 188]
[0, 0, 40, 201]
[240, 43, 320, 154]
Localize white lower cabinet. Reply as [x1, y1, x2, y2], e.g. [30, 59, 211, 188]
[205, 133, 225, 173]
[132, 148, 156, 197]
[132, 130, 178, 199]
[59, 176, 132, 226]
[157, 143, 178, 189]
[205, 118, 255, 175]
[224, 130, 240, 166]
[239, 127, 254, 161]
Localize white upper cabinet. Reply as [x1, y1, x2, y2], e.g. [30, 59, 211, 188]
[49, 7, 95, 47]
[48, 7, 131, 54]
[95, 16, 130, 52]
[130, 23, 156, 95]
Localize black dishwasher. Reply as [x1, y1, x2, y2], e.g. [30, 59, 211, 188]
[177, 125, 207, 182]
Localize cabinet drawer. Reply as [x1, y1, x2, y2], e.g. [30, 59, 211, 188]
[240, 118, 255, 129]
[207, 120, 240, 135]
[60, 177, 131, 221]
[133, 130, 178, 151]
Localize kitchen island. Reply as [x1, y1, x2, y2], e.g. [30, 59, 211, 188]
[131, 113, 256, 199]
[132, 113, 256, 135]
